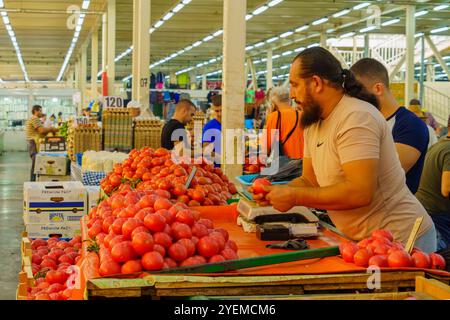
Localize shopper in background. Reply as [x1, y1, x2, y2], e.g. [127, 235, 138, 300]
[264, 85, 304, 159]
[350, 58, 429, 194]
[261, 47, 435, 252]
[161, 99, 196, 150]
[416, 115, 450, 250]
[437, 125, 448, 141]
[41, 114, 52, 128]
[57, 112, 63, 126]
[26, 105, 58, 181]
[202, 95, 222, 166]
[407, 102, 438, 149]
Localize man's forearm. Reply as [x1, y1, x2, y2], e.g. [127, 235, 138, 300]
[288, 176, 312, 188]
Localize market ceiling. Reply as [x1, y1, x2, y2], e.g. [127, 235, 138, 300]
[0, 0, 449, 82]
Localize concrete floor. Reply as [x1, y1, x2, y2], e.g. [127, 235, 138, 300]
[0, 152, 29, 300]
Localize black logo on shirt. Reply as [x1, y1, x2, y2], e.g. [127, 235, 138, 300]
[317, 141, 325, 147]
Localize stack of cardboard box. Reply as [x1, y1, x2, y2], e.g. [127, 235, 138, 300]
[34, 152, 70, 182]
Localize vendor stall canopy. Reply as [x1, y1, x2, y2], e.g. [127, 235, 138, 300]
[0, 0, 449, 82]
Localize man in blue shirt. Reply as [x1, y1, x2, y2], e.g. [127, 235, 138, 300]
[351, 58, 429, 193]
[202, 95, 222, 166]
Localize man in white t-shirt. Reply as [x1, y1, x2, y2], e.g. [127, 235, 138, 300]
[259, 47, 436, 252]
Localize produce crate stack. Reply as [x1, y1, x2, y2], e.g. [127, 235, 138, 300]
[67, 122, 102, 162]
[103, 108, 133, 152]
[186, 111, 206, 154]
[34, 152, 71, 182]
[133, 118, 164, 149]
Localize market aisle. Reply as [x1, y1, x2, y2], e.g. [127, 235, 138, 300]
[0, 152, 29, 300]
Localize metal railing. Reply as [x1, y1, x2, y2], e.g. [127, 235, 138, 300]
[423, 84, 450, 126]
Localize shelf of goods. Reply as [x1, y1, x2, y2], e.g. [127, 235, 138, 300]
[103, 108, 133, 152]
[133, 119, 164, 150]
[67, 122, 102, 162]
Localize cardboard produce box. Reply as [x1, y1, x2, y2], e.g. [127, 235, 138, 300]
[25, 222, 81, 239]
[34, 152, 69, 176]
[37, 175, 72, 182]
[23, 181, 87, 224]
[86, 186, 100, 210]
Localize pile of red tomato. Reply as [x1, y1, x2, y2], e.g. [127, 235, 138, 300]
[100, 147, 238, 206]
[27, 237, 82, 300]
[339, 229, 446, 270]
[87, 189, 239, 276]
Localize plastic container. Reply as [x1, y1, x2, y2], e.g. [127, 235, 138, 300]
[236, 174, 288, 186]
[76, 153, 83, 166]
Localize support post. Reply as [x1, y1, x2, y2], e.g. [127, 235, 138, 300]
[364, 34, 370, 58]
[266, 50, 273, 90]
[425, 35, 450, 79]
[131, 0, 151, 109]
[102, 13, 108, 73]
[107, 0, 116, 96]
[405, 5, 416, 104]
[352, 36, 358, 65]
[81, 45, 87, 109]
[91, 27, 99, 100]
[221, 0, 246, 179]
[419, 35, 425, 104]
[202, 74, 207, 90]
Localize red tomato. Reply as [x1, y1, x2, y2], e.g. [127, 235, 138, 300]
[144, 214, 167, 233]
[164, 257, 178, 268]
[188, 200, 201, 207]
[197, 218, 214, 229]
[373, 244, 390, 255]
[153, 232, 173, 249]
[412, 251, 431, 269]
[168, 243, 188, 262]
[177, 195, 190, 205]
[141, 252, 164, 271]
[197, 236, 220, 258]
[102, 216, 115, 234]
[252, 178, 271, 194]
[209, 232, 226, 251]
[214, 228, 229, 242]
[121, 260, 143, 274]
[131, 226, 149, 239]
[46, 270, 67, 284]
[171, 223, 192, 240]
[109, 174, 122, 187]
[153, 244, 166, 257]
[209, 255, 226, 263]
[388, 250, 413, 268]
[175, 210, 195, 226]
[35, 293, 51, 300]
[110, 195, 125, 210]
[138, 195, 156, 209]
[341, 242, 359, 263]
[111, 241, 138, 263]
[154, 198, 172, 211]
[221, 248, 239, 260]
[368, 255, 388, 267]
[41, 258, 57, 270]
[122, 218, 144, 240]
[47, 283, 66, 294]
[132, 232, 154, 255]
[177, 238, 195, 257]
[191, 223, 209, 238]
[180, 257, 202, 267]
[58, 254, 74, 265]
[371, 229, 394, 242]
[429, 253, 446, 270]
[99, 260, 121, 276]
[353, 248, 373, 267]
[32, 254, 43, 265]
[110, 218, 127, 235]
[31, 239, 47, 250]
[226, 240, 238, 253]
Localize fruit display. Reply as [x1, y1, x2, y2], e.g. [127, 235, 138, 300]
[100, 147, 238, 206]
[338, 229, 446, 270]
[133, 119, 164, 150]
[82, 151, 128, 173]
[58, 121, 69, 138]
[103, 108, 133, 152]
[85, 189, 239, 276]
[26, 236, 82, 300]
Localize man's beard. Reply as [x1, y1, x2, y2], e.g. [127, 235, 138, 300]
[299, 90, 322, 128]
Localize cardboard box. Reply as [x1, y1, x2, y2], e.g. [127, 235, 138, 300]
[25, 222, 81, 239]
[37, 175, 72, 182]
[34, 152, 69, 176]
[23, 181, 87, 224]
[86, 186, 100, 210]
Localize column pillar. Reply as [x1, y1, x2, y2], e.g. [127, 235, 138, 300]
[107, 0, 116, 96]
[102, 13, 108, 73]
[221, 0, 246, 179]
[131, 0, 151, 108]
[91, 27, 99, 100]
[81, 45, 88, 109]
[266, 50, 273, 90]
[419, 35, 425, 103]
[364, 34, 370, 58]
[405, 5, 416, 103]
[202, 74, 207, 90]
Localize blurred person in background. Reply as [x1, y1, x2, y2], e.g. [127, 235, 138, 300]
[202, 95, 222, 166]
[161, 99, 196, 150]
[408, 104, 438, 149]
[416, 115, 450, 250]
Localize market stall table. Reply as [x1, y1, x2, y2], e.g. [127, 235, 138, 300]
[76, 206, 450, 300]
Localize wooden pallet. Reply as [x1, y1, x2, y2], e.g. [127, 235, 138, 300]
[17, 233, 35, 300]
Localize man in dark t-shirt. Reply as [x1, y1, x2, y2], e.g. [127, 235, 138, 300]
[351, 59, 429, 193]
[161, 99, 196, 150]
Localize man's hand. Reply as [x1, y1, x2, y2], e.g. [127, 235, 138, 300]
[264, 185, 298, 212]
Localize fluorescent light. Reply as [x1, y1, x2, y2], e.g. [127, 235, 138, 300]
[312, 17, 328, 26]
[307, 43, 320, 48]
[326, 28, 335, 33]
[360, 25, 376, 33]
[154, 20, 164, 28]
[173, 3, 184, 13]
[266, 36, 279, 43]
[353, 2, 370, 10]
[253, 5, 268, 16]
[2, 15, 9, 24]
[434, 4, 449, 11]
[333, 9, 351, 18]
[294, 47, 305, 52]
[295, 25, 309, 32]
[246, 45, 254, 51]
[209, 58, 217, 63]
[255, 42, 265, 47]
[0, 0, 4, 8]
[163, 12, 174, 21]
[272, 54, 280, 59]
[213, 30, 223, 37]
[254, 60, 262, 64]
[184, 45, 193, 51]
[280, 31, 293, 38]
[192, 41, 202, 47]
[415, 32, 424, 38]
[82, 0, 90, 10]
[282, 50, 292, 56]
[381, 18, 400, 26]
[149, 27, 155, 33]
[246, 14, 253, 21]
[182, 0, 192, 4]
[415, 10, 428, 17]
[203, 35, 214, 42]
[430, 26, 449, 34]
[268, 0, 284, 7]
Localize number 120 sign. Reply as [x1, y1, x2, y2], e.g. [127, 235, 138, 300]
[104, 96, 125, 108]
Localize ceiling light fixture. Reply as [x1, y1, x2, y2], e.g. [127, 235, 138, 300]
[434, 4, 449, 11]
[280, 31, 293, 38]
[353, 2, 370, 10]
[381, 18, 400, 26]
[312, 17, 328, 25]
[253, 5, 268, 16]
[268, 0, 284, 7]
[333, 8, 351, 18]
[414, 10, 428, 17]
[430, 26, 449, 33]
[360, 25, 377, 33]
[295, 25, 309, 32]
